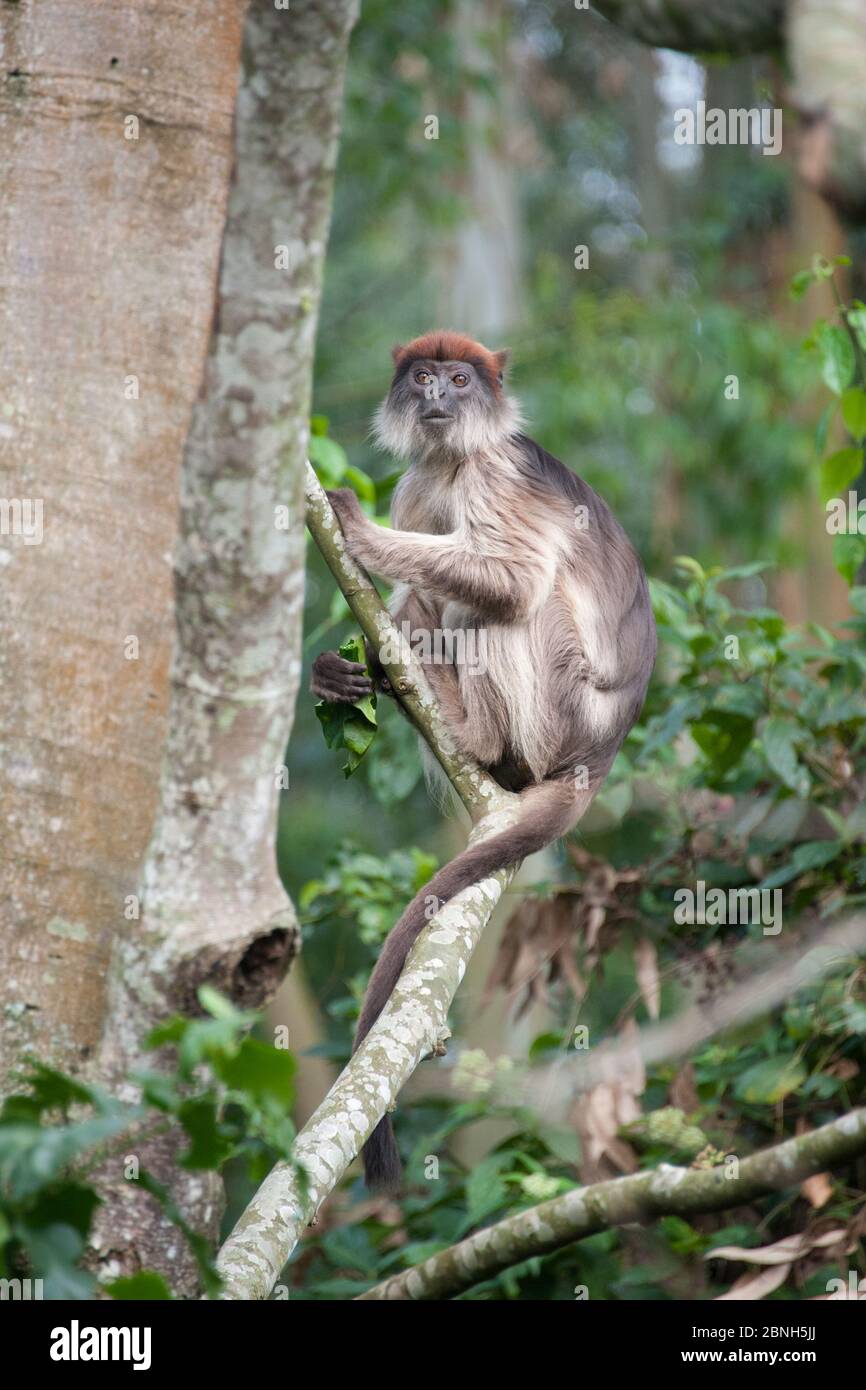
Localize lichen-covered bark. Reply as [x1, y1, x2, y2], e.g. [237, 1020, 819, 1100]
[214, 484, 519, 1300]
[788, 0, 866, 219]
[590, 0, 784, 54]
[217, 830, 517, 1300]
[87, 0, 360, 1293]
[0, 1, 246, 1078]
[361, 1107, 866, 1299]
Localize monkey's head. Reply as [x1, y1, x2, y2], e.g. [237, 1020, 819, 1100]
[373, 331, 520, 460]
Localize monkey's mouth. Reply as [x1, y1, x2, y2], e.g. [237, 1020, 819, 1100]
[421, 411, 453, 422]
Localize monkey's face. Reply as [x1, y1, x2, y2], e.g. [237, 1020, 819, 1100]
[374, 357, 516, 461]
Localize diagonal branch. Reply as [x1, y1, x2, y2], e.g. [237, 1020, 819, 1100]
[303, 463, 503, 818]
[213, 471, 520, 1299]
[360, 1105, 866, 1300]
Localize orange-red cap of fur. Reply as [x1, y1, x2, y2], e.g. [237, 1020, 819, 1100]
[391, 331, 509, 397]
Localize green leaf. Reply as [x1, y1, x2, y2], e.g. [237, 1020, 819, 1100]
[464, 1153, 511, 1228]
[833, 533, 866, 585]
[315, 635, 377, 776]
[641, 694, 705, 760]
[841, 388, 866, 441]
[759, 839, 845, 890]
[375, 468, 404, 508]
[815, 401, 836, 456]
[535, 1123, 581, 1166]
[734, 1056, 806, 1104]
[106, 1271, 173, 1300]
[343, 463, 376, 503]
[198, 986, 249, 1025]
[218, 1038, 296, 1108]
[820, 447, 863, 503]
[366, 707, 423, 805]
[673, 555, 706, 582]
[11, 1063, 97, 1114]
[0, 1109, 137, 1201]
[816, 323, 855, 395]
[19, 1222, 95, 1300]
[762, 717, 809, 795]
[789, 269, 814, 302]
[308, 433, 348, 487]
[176, 1097, 236, 1170]
[711, 561, 773, 584]
[846, 306, 866, 354]
[690, 712, 754, 774]
[25, 1182, 101, 1239]
[792, 839, 844, 870]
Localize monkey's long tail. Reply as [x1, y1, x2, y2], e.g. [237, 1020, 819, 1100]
[353, 777, 595, 1192]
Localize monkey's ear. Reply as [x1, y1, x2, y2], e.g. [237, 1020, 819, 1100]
[391, 343, 406, 365]
[493, 348, 510, 384]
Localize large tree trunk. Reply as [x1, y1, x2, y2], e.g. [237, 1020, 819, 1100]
[1, 0, 359, 1296]
[0, 0, 247, 1082]
[88, 0, 359, 1292]
[788, 0, 866, 219]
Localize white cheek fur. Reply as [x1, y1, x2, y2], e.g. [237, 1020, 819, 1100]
[372, 392, 523, 462]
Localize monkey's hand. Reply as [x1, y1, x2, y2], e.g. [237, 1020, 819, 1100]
[310, 650, 373, 704]
[326, 487, 390, 575]
[326, 488, 367, 547]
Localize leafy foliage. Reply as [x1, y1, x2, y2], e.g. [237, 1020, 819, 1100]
[0, 991, 297, 1300]
[315, 635, 379, 776]
[795, 256, 866, 583]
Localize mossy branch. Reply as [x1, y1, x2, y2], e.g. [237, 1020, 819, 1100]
[360, 1106, 866, 1300]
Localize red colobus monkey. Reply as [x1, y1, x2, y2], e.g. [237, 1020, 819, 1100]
[311, 331, 656, 1189]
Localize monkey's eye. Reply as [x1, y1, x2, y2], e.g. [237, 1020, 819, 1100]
[415, 370, 432, 385]
[452, 373, 469, 387]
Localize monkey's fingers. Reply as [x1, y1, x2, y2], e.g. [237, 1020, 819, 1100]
[313, 685, 371, 704]
[311, 675, 373, 701]
[311, 651, 373, 703]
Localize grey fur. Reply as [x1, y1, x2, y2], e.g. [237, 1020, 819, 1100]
[316, 344, 657, 1189]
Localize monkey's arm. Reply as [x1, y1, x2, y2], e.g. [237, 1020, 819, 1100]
[327, 488, 552, 622]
